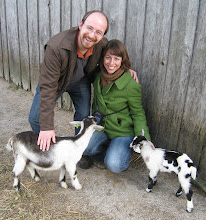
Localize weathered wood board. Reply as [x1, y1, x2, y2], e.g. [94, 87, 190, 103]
[27, 0, 40, 94]
[5, 0, 21, 85]
[17, 0, 30, 91]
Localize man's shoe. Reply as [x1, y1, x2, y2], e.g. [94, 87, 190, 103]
[78, 155, 93, 169]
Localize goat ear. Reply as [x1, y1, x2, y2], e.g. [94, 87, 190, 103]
[93, 125, 104, 131]
[142, 129, 145, 136]
[69, 121, 81, 127]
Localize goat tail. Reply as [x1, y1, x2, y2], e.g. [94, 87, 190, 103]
[6, 137, 14, 152]
[190, 166, 197, 180]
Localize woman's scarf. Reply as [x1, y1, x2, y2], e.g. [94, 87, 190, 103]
[100, 64, 125, 88]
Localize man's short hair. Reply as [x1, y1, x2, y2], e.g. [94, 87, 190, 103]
[81, 10, 109, 35]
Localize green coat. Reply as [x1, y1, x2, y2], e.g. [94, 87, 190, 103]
[92, 71, 151, 140]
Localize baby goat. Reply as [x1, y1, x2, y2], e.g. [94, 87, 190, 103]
[6, 116, 104, 192]
[130, 130, 197, 213]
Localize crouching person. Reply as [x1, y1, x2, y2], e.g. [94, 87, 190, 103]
[78, 39, 154, 173]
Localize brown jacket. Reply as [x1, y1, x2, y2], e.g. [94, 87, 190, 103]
[39, 26, 108, 131]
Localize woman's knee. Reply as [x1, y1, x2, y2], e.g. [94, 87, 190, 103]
[105, 157, 129, 173]
[104, 137, 133, 173]
[84, 132, 108, 156]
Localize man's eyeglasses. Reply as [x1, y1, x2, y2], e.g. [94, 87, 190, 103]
[84, 25, 104, 37]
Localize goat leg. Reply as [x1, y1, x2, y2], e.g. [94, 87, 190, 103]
[146, 176, 156, 192]
[186, 189, 193, 213]
[176, 186, 183, 197]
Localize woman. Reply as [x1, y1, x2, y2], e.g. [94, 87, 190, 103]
[79, 39, 153, 173]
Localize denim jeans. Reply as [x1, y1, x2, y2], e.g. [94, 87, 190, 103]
[84, 131, 134, 173]
[28, 77, 91, 134]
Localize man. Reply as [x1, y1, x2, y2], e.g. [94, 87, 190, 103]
[29, 10, 109, 152]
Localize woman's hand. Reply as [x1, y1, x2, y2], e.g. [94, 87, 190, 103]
[148, 141, 155, 149]
[129, 69, 139, 83]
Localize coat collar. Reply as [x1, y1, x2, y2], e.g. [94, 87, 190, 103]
[60, 27, 79, 51]
[101, 71, 131, 94]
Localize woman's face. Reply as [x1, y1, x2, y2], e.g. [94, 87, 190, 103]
[103, 50, 122, 74]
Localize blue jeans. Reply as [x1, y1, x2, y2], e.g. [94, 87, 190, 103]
[84, 131, 134, 173]
[28, 77, 91, 134]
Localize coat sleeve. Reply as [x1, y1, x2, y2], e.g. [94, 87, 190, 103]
[39, 45, 61, 131]
[127, 81, 151, 141]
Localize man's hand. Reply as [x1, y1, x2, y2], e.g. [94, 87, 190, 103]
[37, 130, 56, 152]
[129, 69, 139, 83]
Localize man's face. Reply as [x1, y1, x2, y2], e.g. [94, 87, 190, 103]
[78, 13, 107, 50]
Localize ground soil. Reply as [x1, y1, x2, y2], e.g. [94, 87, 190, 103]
[0, 77, 205, 220]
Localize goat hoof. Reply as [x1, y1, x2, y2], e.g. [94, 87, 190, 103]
[176, 191, 182, 197]
[34, 176, 41, 182]
[186, 208, 193, 213]
[60, 181, 68, 189]
[74, 184, 82, 190]
[13, 184, 20, 191]
[146, 188, 152, 192]
[14, 186, 21, 193]
[14, 187, 19, 192]
[13, 184, 18, 188]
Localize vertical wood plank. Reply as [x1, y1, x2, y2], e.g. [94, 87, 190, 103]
[0, 1, 9, 81]
[156, 0, 199, 150]
[61, 0, 71, 31]
[87, 0, 102, 11]
[102, 0, 127, 41]
[0, 25, 3, 78]
[39, 0, 50, 63]
[62, 92, 72, 110]
[125, 0, 146, 75]
[71, 0, 86, 26]
[27, 0, 40, 94]
[50, 0, 61, 36]
[5, 0, 21, 85]
[17, 0, 30, 91]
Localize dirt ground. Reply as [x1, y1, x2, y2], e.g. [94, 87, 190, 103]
[0, 77, 205, 220]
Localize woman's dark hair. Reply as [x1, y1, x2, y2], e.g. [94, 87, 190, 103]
[100, 39, 131, 71]
[81, 10, 109, 35]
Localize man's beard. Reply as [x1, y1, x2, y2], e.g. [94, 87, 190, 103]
[80, 34, 97, 49]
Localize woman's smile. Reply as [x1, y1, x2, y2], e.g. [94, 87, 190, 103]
[104, 50, 122, 74]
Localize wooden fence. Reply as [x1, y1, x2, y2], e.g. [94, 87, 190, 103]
[0, 0, 206, 183]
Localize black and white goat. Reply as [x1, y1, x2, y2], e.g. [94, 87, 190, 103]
[6, 116, 104, 192]
[130, 130, 197, 213]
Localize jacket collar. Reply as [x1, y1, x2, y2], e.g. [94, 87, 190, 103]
[102, 71, 131, 94]
[60, 27, 79, 51]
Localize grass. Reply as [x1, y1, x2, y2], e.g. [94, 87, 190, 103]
[0, 181, 86, 220]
